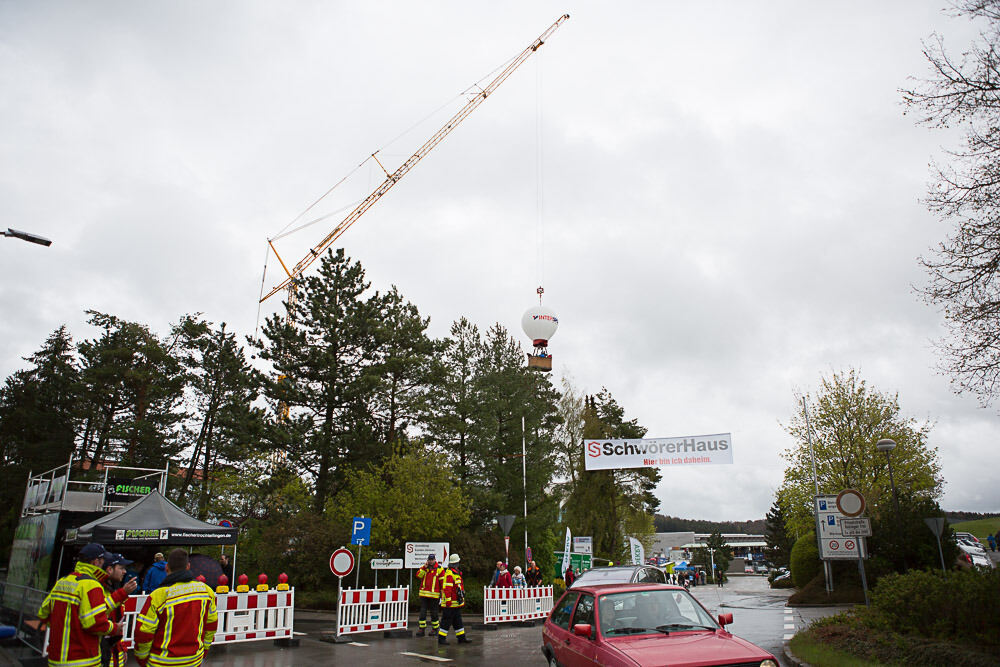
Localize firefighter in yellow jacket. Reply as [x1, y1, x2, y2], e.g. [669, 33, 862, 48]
[415, 553, 443, 636]
[134, 549, 217, 667]
[438, 553, 471, 645]
[37, 542, 120, 667]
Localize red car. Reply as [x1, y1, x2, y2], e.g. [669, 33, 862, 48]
[542, 583, 778, 667]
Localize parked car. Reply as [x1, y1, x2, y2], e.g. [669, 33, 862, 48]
[753, 562, 769, 574]
[571, 565, 667, 588]
[954, 531, 981, 545]
[957, 542, 995, 569]
[542, 583, 779, 667]
[957, 537, 988, 555]
[743, 564, 755, 574]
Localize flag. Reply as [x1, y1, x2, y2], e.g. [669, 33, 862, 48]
[629, 537, 644, 565]
[561, 527, 572, 576]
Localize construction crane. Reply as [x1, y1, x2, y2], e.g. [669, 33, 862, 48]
[260, 13, 570, 304]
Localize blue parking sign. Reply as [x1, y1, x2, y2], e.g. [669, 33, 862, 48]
[351, 517, 372, 545]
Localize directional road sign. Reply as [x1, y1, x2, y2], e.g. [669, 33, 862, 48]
[351, 517, 371, 546]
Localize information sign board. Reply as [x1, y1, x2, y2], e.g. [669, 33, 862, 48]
[573, 536, 593, 554]
[404, 542, 449, 568]
[816, 494, 866, 560]
[839, 517, 872, 537]
[369, 558, 403, 569]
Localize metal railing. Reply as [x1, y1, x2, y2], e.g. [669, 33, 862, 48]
[0, 581, 48, 654]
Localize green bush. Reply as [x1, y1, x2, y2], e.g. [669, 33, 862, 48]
[866, 568, 1000, 645]
[790, 531, 820, 588]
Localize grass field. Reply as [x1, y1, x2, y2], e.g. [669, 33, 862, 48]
[952, 517, 1000, 541]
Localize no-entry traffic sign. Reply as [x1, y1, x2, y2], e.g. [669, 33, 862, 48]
[330, 547, 355, 578]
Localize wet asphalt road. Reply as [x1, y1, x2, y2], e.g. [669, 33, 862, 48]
[198, 575, 851, 666]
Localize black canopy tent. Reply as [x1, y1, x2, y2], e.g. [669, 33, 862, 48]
[60, 491, 239, 581]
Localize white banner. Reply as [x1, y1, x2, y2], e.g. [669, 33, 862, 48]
[584, 434, 733, 470]
[561, 528, 572, 577]
[628, 537, 644, 565]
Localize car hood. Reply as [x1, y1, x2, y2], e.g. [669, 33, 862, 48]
[605, 630, 773, 666]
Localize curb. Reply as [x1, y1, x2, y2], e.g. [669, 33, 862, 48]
[783, 640, 811, 667]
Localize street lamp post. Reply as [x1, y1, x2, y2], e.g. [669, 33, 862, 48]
[876, 439, 902, 519]
[877, 438, 905, 567]
[3, 228, 52, 246]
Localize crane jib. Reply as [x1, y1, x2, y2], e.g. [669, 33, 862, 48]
[260, 13, 570, 303]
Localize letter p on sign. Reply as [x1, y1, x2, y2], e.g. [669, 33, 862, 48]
[351, 517, 372, 546]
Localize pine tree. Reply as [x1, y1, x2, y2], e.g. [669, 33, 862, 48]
[368, 287, 438, 450]
[423, 318, 485, 488]
[75, 312, 184, 468]
[255, 249, 383, 513]
[0, 327, 80, 558]
[764, 498, 794, 568]
[172, 316, 265, 519]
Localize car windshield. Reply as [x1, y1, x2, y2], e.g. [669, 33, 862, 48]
[598, 589, 718, 637]
[573, 569, 635, 585]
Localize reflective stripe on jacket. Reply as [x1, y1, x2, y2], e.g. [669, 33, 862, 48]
[134, 574, 218, 667]
[439, 568, 464, 608]
[37, 561, 115, 667]
[416, 565, 443, 598]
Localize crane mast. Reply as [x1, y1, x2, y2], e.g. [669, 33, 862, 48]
[261, 13, 570, 303]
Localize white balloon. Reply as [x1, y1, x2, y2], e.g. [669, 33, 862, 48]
[522, 305, 559, 344]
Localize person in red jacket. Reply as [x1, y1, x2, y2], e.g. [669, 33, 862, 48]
[415, 554, 443, 636]
[564, 566, 575, 587]
[494, 562, 512, 587]
[38, 543, 120, 667]
[437, 553, 471, 645]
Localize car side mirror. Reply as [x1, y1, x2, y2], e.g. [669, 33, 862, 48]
[573, 623, 592, 637]
[717, 613, 733, 627]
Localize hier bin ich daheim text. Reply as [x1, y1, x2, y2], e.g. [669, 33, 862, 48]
[583, 434, 733, 471]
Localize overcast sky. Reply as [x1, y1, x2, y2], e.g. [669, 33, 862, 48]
[2, 2, 997, 521]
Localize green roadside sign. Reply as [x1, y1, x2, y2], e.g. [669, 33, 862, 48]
[553, 551, 593, 578]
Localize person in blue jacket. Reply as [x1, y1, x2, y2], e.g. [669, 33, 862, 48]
[142, 552, 167, 593]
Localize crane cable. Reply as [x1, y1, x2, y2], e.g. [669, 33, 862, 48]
[535, 52, 545, 296]
[266, 53, 520, 245]
[254, 53, 526, 340]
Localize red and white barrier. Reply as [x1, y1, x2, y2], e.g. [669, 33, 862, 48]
[52, 588, 296, 651]
[336, 586, 409, 637]
[483, 586, 553, 623]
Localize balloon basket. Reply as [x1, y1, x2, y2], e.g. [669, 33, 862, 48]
[527, 354, 552, 372]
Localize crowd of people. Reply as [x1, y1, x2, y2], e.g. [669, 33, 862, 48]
[489, 560, 544, 588]
[38, 543, 218, 667]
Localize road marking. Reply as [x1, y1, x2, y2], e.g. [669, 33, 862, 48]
[783, 633, 795, 640]
[348, 641, 368, 646]
[784, 623, 795, 630]
[293, 631, 307, 636]
[399, 651, 453, 662]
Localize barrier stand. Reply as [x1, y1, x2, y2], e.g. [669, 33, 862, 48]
[45, 582, 298, 656]
[481, 586, 554, 628]
[334, 587, 410, 639]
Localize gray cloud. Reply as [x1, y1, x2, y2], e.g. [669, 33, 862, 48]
[1, 1, 997, 520]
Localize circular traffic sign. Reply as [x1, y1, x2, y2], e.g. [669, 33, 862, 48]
[836, 489, 866, 517]
[829, 540, 840, 550]
[845, 540, 856, 550]
[330, 547, 355, 577]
